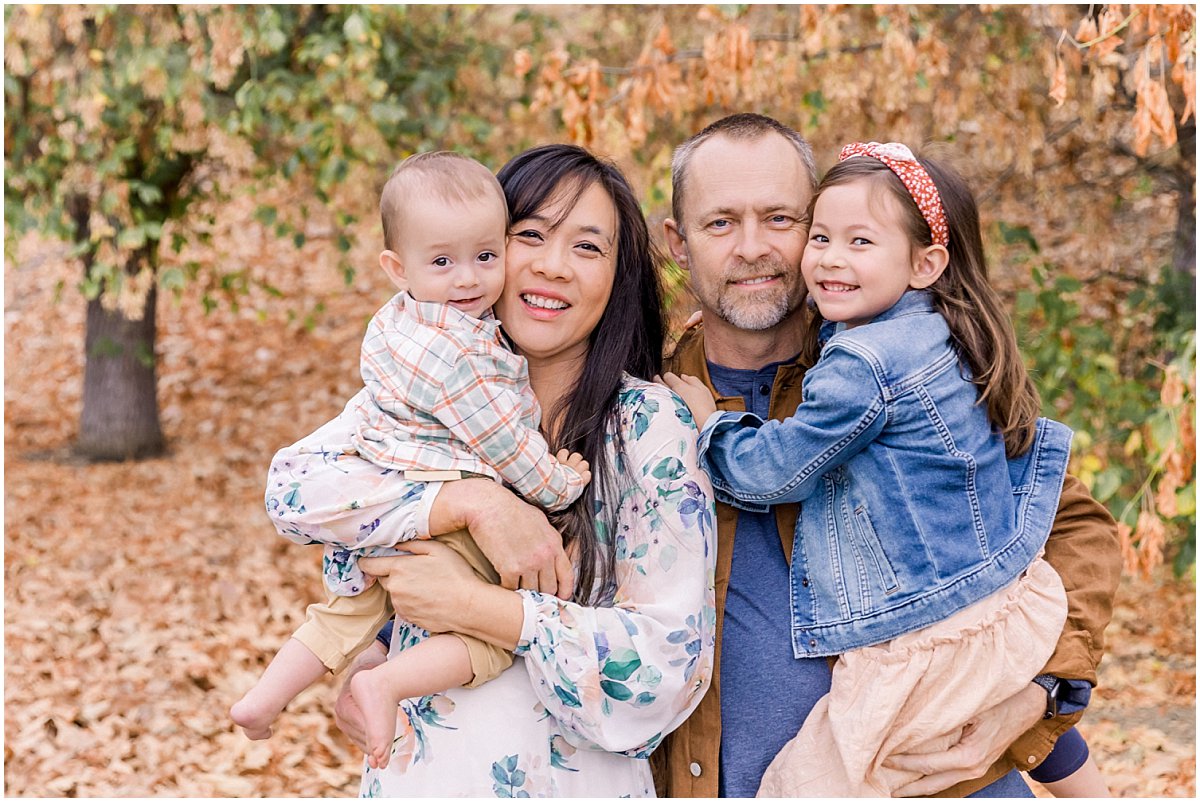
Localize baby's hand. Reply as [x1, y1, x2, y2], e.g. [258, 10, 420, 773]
[556, 449, 591, 486]
[658, 372, 718, 424]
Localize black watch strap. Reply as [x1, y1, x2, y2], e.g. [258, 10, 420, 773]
[1031, 674, 1062, 719]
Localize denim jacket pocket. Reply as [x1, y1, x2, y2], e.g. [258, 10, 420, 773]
[850, 505, 900, 595]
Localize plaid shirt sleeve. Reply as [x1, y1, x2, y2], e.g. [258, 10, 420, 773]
[428, 342, 585, 511]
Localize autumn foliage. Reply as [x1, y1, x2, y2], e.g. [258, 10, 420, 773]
[4, 4, 1196, 796]
[518, 5, 1196, 577]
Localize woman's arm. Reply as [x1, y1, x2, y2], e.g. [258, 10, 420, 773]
[265, 390, 428, 548]
[365, 384, 717, 755]
[265, 391, 571, 596]
[425, 478, 574, 599]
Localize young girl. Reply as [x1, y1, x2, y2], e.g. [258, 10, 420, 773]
[663, 142, 1108, 797]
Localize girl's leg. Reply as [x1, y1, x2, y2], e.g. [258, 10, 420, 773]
[231, 638, 329, 739]
[1037, 753, 1111, 798]
[1029, 726, 1110, 798]
[350, 634, 474, 770]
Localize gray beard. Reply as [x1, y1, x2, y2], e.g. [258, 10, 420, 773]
[715, 283, 800, 331]
[715, 294, 792, 328]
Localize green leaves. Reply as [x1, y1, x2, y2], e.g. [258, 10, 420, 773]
[1015, 264, 1196, 575]
[6, 4, 510, 320]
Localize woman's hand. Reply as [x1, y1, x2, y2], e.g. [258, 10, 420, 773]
[360, 541, 524, 649]
[332, 641, 388, 753]
[659, 372, 718, 424]
[360, 541, 481, 635]
[429, 479, 574, 599]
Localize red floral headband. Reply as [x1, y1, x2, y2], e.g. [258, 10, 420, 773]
[838, 142, 949, 248]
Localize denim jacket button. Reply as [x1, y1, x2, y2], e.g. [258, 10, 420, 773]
[801, 577, 810, 587]
[809, 639, 817, 648]
[758, 384, 770, 395]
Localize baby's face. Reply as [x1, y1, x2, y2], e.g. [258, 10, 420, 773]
[393, 193, 507, 318]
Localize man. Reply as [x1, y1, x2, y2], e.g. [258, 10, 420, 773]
[652, 113, 1121, 797]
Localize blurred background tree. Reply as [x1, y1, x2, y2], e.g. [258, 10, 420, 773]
[5, 4, 1194, 574]
[4, 4, 508, 458]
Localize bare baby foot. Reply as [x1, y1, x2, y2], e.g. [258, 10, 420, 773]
[351, 667, 401, 770]
[230, 694, 276, 740]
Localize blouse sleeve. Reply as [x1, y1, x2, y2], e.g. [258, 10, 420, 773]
[512, 384, 717, 757]
[264, 389, 434, 549]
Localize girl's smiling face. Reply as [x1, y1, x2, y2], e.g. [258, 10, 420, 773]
[800, 178, 925, 329]
[495, 180, 618, 370]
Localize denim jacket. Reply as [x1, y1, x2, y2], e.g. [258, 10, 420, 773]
[696, 290, 1072, 657]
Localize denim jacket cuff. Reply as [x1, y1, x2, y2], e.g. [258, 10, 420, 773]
[696, 410, 762, 455]
[697, 411, 771, 513]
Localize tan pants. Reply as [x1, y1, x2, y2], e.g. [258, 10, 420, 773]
[757, 557, 1068, 798]
[291, 528, 512, 687]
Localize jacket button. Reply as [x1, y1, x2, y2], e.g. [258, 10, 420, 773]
[801, 577, 809, 587]
[1027, 755, 1037, 764]
[758, 384, 770, 395]
[690, 762, 702, 777]
[809, 639, 817, 648]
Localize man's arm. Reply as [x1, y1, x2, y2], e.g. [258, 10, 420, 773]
[887, 474, 1121, 796]
[1000, 473, 1121, 760]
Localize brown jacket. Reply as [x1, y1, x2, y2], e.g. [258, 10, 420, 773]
[652, 325, 1122, 797]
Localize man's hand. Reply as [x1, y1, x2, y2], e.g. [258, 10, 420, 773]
[431, 479, 574, 599]
[885, 683, 1045, 797]
[660, 372, 718, 424]
[332, 641, 388, 753]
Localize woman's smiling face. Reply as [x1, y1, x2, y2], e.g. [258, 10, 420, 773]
[495, 180, 618, 370]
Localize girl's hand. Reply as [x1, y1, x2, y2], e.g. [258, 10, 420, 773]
[659, 372, 718, 424]
[360, 541, 482, 635]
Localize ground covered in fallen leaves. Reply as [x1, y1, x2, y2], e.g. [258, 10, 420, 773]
[4, 220, 1195, 797]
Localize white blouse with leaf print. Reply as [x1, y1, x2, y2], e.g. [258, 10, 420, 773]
[362, 378, 715, 798]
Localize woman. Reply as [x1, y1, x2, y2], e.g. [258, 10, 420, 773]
[283, 145, 716, 796]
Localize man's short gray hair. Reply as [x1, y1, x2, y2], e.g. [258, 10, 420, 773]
[670, 113, 818, 226]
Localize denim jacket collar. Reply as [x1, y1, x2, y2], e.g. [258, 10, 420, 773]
[819, 289, 935, 344]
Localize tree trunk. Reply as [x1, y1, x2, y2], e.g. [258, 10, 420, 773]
[1173, 122, 1196, 287]
[75, 283, 165, 460]
[67, 194, 165, 461]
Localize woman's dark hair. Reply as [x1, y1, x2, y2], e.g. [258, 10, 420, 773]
[801, 154, 1040, 457]
[497, 144, 665, 604]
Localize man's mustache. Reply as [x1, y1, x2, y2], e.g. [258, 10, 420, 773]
[723, 258, 796, 283]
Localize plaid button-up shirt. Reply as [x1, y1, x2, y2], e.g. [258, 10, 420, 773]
[353, 291, 584, 512]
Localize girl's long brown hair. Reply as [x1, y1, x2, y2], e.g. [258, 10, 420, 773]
[802, 156, 1040, 457]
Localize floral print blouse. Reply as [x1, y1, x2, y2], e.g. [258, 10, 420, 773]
[362, 379, 710, 797]
[274, 376, 716, 797]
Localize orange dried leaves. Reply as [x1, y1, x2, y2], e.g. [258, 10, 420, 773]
[1056, 4, 1195, 155]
